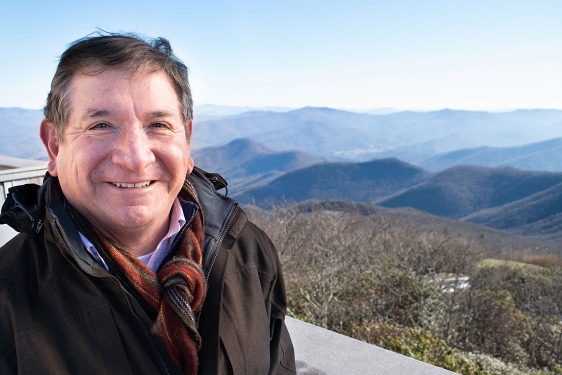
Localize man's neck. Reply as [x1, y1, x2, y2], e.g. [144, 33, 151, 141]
[104, 220, 170, 257]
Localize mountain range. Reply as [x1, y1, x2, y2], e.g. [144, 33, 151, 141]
[3, 106, 562, 169]
[222, 150, 562, 242]
[233, 158, 430, 204]
[192, 138, 320, 192]
[0, 107, 47, 160]
[420, 137, 562, 172]
[191, 107, 562, 164]
[2, 105, 562, 241]
[187, 134, 562, 242]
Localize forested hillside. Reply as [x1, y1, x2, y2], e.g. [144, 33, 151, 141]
[378, 166, 562, 218]
[234, 158, 430, 204]
[251, 202, 562, 374]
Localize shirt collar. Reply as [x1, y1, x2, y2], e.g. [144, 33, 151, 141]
[80, 197, 187, 273]
[139, 197, 186, 272]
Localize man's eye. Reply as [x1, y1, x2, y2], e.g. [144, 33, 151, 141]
[91, 123, 109, 129]
[152, 122, 166, 128]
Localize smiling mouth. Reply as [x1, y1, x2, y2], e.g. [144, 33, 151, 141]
[112, 181, 153, 188]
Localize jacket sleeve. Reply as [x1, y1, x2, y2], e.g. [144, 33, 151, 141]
[211, 214, 297, 374]
[236, 219, 296, 374]
[268, 238, 296, 374]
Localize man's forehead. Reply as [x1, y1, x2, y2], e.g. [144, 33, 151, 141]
[70, 67, 144, 90]
[74, 62, 156, 79]
[67, 69, 182, 119]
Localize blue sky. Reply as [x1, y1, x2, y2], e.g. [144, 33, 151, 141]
[1, 0, 561, 111]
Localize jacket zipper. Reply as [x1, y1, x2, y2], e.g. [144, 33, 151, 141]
[11, 192, 42, 232]
[196, 204, 239, 327]
[115, 280, 171, 375]
[52, 218, 171, 375]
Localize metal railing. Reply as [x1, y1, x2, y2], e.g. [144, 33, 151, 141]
[0, 166, 47, 206]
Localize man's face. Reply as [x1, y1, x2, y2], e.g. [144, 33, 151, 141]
[41, 68, 193, 240]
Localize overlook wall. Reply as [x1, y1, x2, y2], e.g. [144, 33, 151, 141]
[286, 317, 455, 374]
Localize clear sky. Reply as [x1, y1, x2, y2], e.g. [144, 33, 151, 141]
[1, 0, 561, 111]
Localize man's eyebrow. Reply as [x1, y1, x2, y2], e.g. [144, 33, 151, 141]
[80, 109, 176, 121]
[82, 109, 111, 121]
[149, 110, 175, 118]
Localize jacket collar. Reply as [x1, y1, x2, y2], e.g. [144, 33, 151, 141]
[188, 168, 238, 272]
[0, 178, 48, 233]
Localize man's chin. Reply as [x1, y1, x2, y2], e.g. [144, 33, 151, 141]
[94, 206, 165, 232]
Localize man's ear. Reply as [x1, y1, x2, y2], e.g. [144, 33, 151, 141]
[40, 119, 59, 176]
[186, 120, 194, 175]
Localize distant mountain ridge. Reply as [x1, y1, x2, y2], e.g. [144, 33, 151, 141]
[4, 106, 562, 166]
[420, 137, 562, 172]
[0, 107, 47, 160]
[191, 107, 381, 157]
[192, 138, 320, 192]
[193, 104, 293, 120]
[191, 106, 562, 163]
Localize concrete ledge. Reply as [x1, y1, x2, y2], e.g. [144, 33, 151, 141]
[286, 317, 455, 375]
[0, 155, 47, 170]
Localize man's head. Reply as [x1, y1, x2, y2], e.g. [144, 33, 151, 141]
[44, 33, 193, 144]
[40, 33, 195, 252]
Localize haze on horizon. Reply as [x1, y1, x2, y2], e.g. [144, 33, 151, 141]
[2, 0, 561, 112]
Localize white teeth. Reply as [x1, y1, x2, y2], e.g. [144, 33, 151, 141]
[113, 181, 151, 188]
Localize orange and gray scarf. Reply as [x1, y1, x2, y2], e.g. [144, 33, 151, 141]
[68, 180, 206, 375]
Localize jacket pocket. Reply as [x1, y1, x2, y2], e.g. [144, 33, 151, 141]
[14, 304, 133, 375]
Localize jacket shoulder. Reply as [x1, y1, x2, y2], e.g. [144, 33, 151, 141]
[222, 212, 279, 280]
[0, 232, 44, 279]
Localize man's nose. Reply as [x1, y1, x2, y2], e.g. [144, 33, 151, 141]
[111, 125, 155, 172]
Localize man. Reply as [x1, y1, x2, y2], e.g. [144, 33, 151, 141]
[0, 33, 295, 374]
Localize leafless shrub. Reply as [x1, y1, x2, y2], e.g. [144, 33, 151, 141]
[250, 203, 562, 372]
[518, 253, 562, 268]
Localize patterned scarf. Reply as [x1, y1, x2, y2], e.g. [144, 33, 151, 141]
[67, 179, 206, 375]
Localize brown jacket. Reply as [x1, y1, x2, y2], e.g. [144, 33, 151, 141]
[0, 169, 296, 374]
